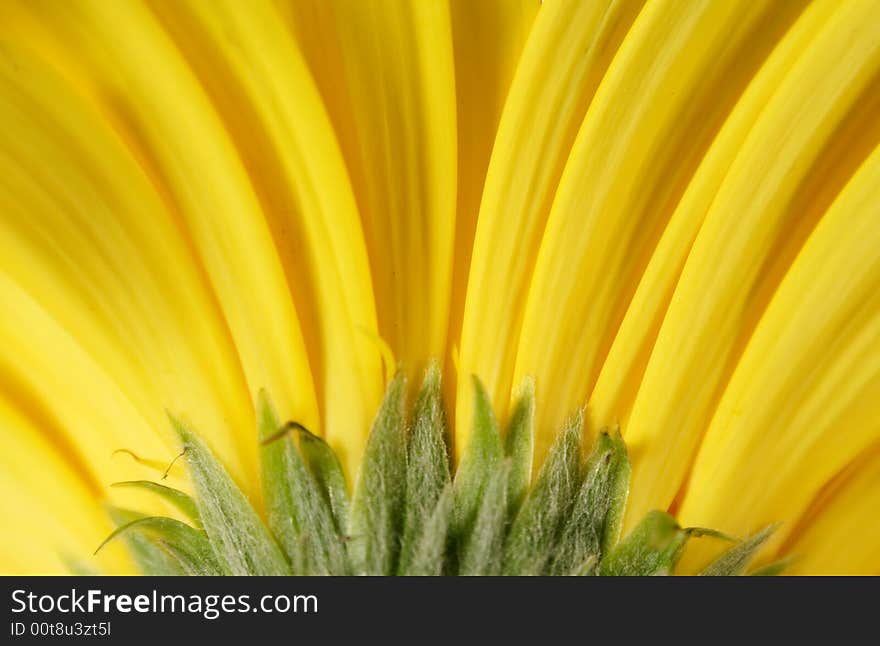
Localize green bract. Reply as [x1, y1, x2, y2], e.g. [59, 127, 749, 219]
[98, 363, 781, 576]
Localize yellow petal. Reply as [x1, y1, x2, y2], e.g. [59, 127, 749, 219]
[455, 0, 645, 458]
[284, 0, 458, 386]
[589, 0, 836, 431]
[623, 0, 880, 527]
[676, 140, 880, 557]
[0, 37, 256, 490]
[0, 397, 137, 574]
[443, 0, 539, 413]
[0, 274, 192, 511]
[783, 449, 880, 575]
[147, 0, 383, 478]
[514, 0, 808, 463]
[5, 0, 319, 434]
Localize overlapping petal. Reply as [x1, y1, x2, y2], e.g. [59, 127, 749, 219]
[0, 397, 134, 574]
[784, 450, 880, 575]
[4, 0, 321, 436]
[282, 0, 458, 387]
[678, 140, 880, 557]
[146, 0, 385, 477]
[0, 0, 877, 575]
[0, 35, 255, 488]
[514, 0, 808, 462]
[444, 0, 539, 410]
[622, 0, 880, 525]
[455, 0, 645, 456]
[589, 0, 838, 438]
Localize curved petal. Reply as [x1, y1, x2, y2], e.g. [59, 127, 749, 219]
[513, 0, 808, 463]
[783, 450, 880, 575]
[0, 37, 256, 489]
[281, 0, 458, 386]
[589, 0, 836, 431]
[4, 0, 319, 433]
[455, 0, 645, 457]
[444, 0, 539, 411]
[623, 0, 880, 526]
[676, 141, 880, 555]
[0, 397, 137, 574]
[0, 274, 194, 506]
[146, 0, 383, 477]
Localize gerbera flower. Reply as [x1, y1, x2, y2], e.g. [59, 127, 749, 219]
[0, 0, 877, 575]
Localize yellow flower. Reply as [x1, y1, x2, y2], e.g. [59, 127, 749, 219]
[0, 0, 877, 575]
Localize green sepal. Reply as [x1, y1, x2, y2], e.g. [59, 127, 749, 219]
[700, 525, 777, 576]
[258, 394, 347, 575]
[599, 510, 689, 576]
[685, 527, 737, 542]
[110, 481, 200, 526]
[750, 555, 794, 576]
[399, 485, 454, 576]
[504, 378, 535, 521]
[598, 429, 631, 555]
[502, 411, 582, 575]
[106, 507, 185, 576]
[97, 512, 221, 576]
[298, 429, 350, 537]
[458, 461, 510, 576]
[349, 371, 408, 575]
[173, 416, 289, 575]
[111, 369, 782, 578]
[453, 377, 504, 545]
[282, 435, 349, 575]
[551, 427, 630, 575]
[258, 392, 304, 572]
[572, 555, 599, 576]
[398, 362, 451, 574]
